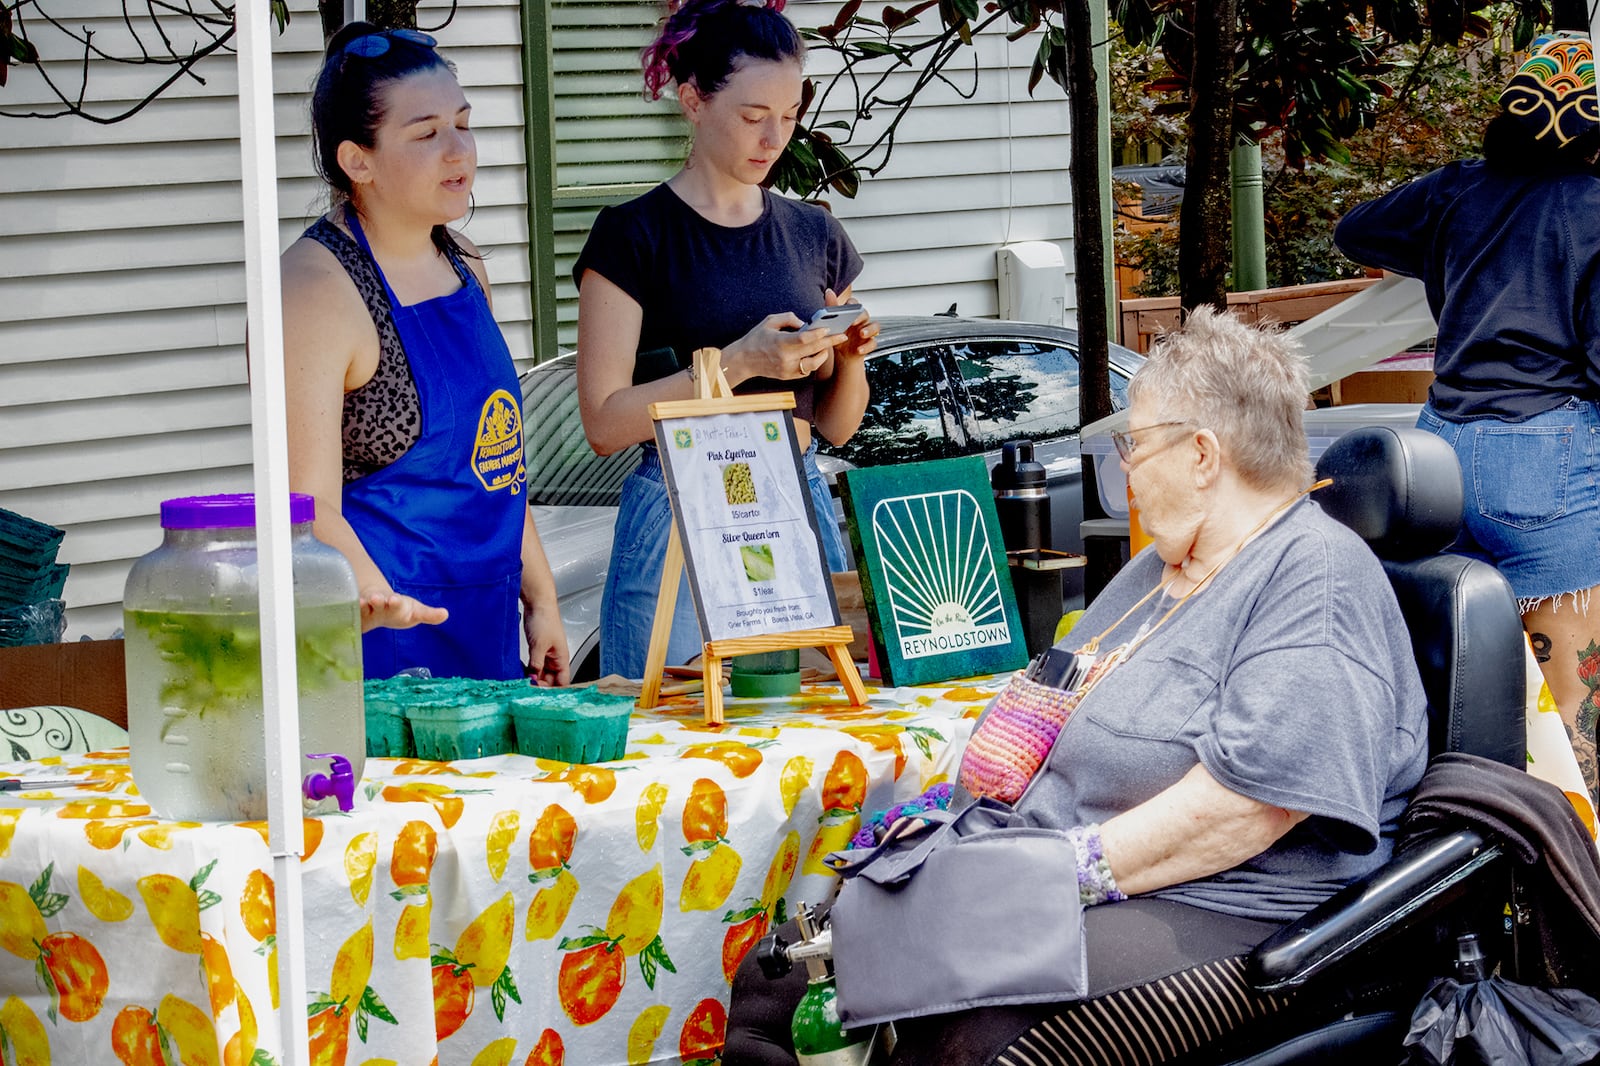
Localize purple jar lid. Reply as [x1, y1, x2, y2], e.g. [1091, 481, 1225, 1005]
[160, 493, 315, 529]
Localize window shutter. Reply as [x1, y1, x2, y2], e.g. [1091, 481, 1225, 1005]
[551, 0, 685, 348]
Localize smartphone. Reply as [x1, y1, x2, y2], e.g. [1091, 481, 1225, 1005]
[804, 303, 864, 337]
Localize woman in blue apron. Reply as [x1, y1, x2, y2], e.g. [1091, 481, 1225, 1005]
[281, 22, 569, 684]
[574, 0, 881, 680]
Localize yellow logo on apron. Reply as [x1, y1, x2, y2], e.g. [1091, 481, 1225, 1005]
[472, 389, 526, 493]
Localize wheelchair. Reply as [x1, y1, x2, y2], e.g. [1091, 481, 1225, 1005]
[1206, 423, 1533, 1063]
[743, 425, 1599, 1065]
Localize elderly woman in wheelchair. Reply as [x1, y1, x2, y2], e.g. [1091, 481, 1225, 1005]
[732, 302, 1600, 1056]
[727, 307, 1451, 1065]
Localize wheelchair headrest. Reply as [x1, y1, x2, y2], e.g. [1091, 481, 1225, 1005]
[1313, 426, 1463, 561]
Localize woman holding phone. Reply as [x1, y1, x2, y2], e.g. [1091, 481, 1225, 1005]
[281, 22, 570, 684]
[574, 0, 879, 679]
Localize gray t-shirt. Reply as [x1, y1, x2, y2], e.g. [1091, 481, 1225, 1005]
[1015, 499, 1429, 922]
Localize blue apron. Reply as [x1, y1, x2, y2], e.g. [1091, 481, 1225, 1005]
[341, 215, 526, 680]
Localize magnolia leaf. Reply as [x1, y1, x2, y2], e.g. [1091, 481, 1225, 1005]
[829, 0, 864, 33]
[854, 40, 899, 58]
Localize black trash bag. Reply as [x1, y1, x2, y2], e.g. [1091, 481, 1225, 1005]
[1404, 974, 1600, 1065]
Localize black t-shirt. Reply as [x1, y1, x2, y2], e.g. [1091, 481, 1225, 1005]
[1335, 159, 1600, 421]
[572, 183, 863, 423]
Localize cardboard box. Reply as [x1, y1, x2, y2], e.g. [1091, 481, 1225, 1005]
[0, 640, 127, 732]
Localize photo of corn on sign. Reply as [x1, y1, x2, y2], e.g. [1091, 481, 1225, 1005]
[654, 409, 839, 642]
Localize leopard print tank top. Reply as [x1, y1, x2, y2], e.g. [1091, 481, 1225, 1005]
[305, 217, 423, 483]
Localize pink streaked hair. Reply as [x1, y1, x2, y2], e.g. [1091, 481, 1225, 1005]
[641, 0, 789, 101]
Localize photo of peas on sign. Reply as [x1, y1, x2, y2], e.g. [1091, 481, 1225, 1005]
[654, 408, 839, 643]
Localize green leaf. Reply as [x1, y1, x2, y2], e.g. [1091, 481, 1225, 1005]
[355, 1007, 368, 1044]
[359, 985, 398, 1026]
[679, 837, 720, 857]
[952, 0, 979, 20]
[27, 863, 52, 904]
[527, 865, 566, 887]
[248, 1050, 278, 1066]
[8, 33, 37, 65]
[722, 899, 766, 924]
[191, 859, 218, 892]
[640, 942, 658, 989]
[306, 996, 341, 1016]
[490, 965, 520, 1021]
[854, 40, 899, 58]
[557, 929, 620, 952]
[774, 896, 789, 925]
[158, 1026, 180, 1066]
[33, 954, 54, 1014]
[29, 863, 67, 919]
[196, 890, 223, 911]
[638, 934, 676, 989]
[389, 884, 430, 901]
[255, 934, 277, 957]
[651, 935, 676, 974]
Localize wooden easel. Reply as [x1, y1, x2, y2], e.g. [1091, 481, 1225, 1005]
[637, 347, 868, 725]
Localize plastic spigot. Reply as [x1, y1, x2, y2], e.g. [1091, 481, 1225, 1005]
[303, 753, 356, 812]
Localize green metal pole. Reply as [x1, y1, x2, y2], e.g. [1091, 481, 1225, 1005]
[1091, 0, 1116, 332]
[520, 0, 559, 365]
[1230, 135, 1267, 292]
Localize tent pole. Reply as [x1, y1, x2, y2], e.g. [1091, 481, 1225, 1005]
[236, 2, 310, 1062]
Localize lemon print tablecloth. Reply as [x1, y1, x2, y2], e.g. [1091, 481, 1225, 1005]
[0, 677, 1001, 1065]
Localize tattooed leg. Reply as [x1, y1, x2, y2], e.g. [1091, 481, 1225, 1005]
[1522, 595, 1600, 808]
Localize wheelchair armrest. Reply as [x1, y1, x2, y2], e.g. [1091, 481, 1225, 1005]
[1245, 828, 1505, 993]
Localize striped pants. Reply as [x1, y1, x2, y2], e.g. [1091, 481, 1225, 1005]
[884, 899, 1296, 1066]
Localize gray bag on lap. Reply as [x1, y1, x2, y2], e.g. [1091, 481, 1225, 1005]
[825, 797, 1088, 1027]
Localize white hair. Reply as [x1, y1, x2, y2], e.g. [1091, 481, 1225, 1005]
[1128, 306, 1313, 490]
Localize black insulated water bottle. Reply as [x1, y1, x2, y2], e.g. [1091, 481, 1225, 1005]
[991, 441, 1059, 656]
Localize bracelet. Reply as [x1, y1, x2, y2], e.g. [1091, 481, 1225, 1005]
[1066, 823, 1126, 906]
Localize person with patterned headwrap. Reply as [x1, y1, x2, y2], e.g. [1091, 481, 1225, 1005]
[1336, 32, 1600, 805]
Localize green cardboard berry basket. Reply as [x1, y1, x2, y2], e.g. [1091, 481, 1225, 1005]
[509, 686, 635, 763]
[403, 698, 517, 761]
[363, 696, 415, 759]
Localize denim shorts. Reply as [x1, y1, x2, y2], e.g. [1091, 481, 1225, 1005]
[599, 440, 848, 679]
[1417, 399, 1600, 602]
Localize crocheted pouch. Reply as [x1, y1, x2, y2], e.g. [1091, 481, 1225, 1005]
[957, 672, 1083, 802]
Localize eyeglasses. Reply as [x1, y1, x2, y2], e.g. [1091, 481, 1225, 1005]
[339, 29, 437, 59]
[1111, 420, 1192, 463]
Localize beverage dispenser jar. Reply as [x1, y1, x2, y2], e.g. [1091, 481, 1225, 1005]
[123, 493, 364, 821]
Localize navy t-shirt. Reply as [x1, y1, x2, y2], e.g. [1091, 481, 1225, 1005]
[1334, 160, 1600, 422]
[572, 183, 863, 423]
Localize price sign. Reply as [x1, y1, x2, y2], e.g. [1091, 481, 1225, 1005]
[654, 409, 838, 642]
[638, 348, 867, 724]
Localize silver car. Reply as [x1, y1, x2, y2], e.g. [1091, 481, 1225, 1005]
[522, 316, 1145, 681]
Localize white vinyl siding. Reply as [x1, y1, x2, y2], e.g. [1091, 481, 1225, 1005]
[790, 2, 1075, 322]
[0, 0, 532, 639]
